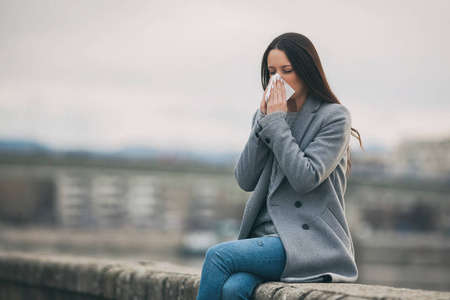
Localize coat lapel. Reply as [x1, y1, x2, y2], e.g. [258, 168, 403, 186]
[268, 94, 323, 199]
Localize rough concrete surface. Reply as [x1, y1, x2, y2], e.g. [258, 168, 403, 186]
[0, 250, 449, 300]
[255, 281, 450, 300]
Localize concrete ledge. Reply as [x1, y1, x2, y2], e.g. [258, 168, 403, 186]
[0, 250, 449, 300]
[255, 282, 450, 300]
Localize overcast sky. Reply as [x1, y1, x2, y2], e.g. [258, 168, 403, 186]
[1, 0, 449, 154]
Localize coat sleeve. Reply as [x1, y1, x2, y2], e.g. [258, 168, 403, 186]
[234, 109, 272, 192]
[257, 104, 352, 193]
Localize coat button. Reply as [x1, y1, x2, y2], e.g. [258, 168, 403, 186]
[265, 138, 271, 143]
[295, 201, 302, 208]
[302, 224, 310, 230]
[255, 132, 259, 138]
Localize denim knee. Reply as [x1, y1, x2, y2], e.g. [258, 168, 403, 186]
[205, 243, 220, 257]
[204, 243, 221, 263]
[204, 243, 231, 273]
[222, 272, 258, 300]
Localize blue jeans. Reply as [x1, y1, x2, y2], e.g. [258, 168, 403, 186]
[196, 236, 286, 300]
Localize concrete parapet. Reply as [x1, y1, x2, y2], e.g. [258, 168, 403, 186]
[0, 250, 449, 300]
[255, 282, 450, 299]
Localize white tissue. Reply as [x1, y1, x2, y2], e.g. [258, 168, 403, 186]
[265, 73, 296, 102]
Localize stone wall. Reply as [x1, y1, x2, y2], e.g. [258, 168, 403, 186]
[0, 250, 449, 300]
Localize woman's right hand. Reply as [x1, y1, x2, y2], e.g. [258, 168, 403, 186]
[261, 75, 288, 115]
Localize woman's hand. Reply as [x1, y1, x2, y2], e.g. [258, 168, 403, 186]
[260, 76, 288, 115]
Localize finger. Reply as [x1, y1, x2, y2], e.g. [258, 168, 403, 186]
[275, 77, 282, 103]
[265, 78, 272, 97]
[280, 78, 286, 102]
[269, 82, 274, 106]
[266, 77, 274, 101]
[272, 76, 277, 103]
[266, 76, 280, 114]
[261, 95, 267, 109]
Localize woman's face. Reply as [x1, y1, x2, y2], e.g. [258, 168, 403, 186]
[267, 49, 307, 101]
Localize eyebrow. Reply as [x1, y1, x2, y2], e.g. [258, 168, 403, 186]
[268, 65, 292, 68]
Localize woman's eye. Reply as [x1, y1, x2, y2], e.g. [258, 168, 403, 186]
[269, 70, 291, 75]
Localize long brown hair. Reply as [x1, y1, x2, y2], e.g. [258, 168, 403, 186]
[261, 32, 364, 175]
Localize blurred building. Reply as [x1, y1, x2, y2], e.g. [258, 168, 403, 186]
[0, 162, 247, 233]
[389, 139, 450, 181]
[0, 176, 55, 226]
[56, 173, 167, 230]
[55, 175, 92, 228]
[125, 176, 164, 230]
[351, 155, 387, 178]
[185, 185, 218, 231]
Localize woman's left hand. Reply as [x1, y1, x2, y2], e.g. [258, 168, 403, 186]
[267, 76, 288, 114]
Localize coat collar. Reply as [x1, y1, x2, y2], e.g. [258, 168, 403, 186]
[298, 93, 322, 113]
[291, 93, 323, 139]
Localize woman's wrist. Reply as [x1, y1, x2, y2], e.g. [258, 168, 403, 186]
[258, 110, 287, 128]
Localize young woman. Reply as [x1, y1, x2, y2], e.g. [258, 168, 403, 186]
[196, 32, 363, 300]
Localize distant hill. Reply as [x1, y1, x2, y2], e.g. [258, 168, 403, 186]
[0, 140, 51, 154]
[351, 143, 390, 157]
[0, 139, 239, 165]
[113, 146, 239, 165]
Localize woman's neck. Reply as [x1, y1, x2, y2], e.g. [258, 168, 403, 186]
[287, 91, 308, 112]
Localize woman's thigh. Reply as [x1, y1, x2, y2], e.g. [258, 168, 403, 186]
[205, 236, 286, 280]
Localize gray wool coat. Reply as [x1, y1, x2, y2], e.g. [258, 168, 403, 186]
[234, 93, 358, 283]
